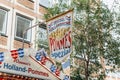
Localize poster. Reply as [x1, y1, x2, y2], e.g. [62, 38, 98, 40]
[46, 9, 73, 62]
[0, 49, 59, 80]
[62, 59, 70, 76]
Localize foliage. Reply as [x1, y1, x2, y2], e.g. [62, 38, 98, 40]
[35, 29, 49, 50]
[72, 0, 120, 80]
[44, 0, 72, 20]
[43, 0, 120, 80]
[71, 67, 83, 80]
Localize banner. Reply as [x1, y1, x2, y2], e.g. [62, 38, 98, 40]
[0, 48, 59, 80]
[46, 9, 73, 62]
[62, 59, 70, 76]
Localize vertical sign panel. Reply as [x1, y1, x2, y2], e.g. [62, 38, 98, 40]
[46, 9, 73, 62]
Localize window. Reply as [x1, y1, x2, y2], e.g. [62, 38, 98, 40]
[0, 9, 7, 34]
[15, 15, 32, 41]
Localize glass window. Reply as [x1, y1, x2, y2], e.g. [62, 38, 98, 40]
[15, 15, 32, 41]
[0, 9, 7, 34]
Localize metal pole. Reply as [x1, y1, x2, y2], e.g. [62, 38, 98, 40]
[22, 32, 25, 48]
[0, 33, 1, 45]
[22, 22, 43, 49]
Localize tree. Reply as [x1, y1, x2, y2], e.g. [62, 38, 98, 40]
[44, 0, 120, 80]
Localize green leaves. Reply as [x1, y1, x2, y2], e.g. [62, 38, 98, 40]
[43, 0, 120, 79]
[72, 0, 120, 79]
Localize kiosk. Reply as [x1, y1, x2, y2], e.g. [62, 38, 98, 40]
[0, 48, 60, 80]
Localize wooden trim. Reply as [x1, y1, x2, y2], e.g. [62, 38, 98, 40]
[46, 9, 74, 22]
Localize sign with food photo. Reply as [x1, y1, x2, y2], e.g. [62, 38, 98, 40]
[46, 9, 73, 62]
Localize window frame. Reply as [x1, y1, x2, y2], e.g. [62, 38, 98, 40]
[28, 0, 34, 3]
[0, 8, 8, 35]
[15, 15, 32, 42]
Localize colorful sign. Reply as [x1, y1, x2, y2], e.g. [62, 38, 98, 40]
[0, 49, 59, 80]
[35, 48, 48, 65]
[62, 59, 70, 76]
[47, 9, 73, 62]
[0, 55, 49, 79]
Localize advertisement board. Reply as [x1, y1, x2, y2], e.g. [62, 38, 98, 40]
[46, 9, 73, 62]
[0, 49, 59, 80]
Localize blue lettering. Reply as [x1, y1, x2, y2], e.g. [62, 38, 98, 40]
[62, 59, 70, 69]
[51, 48, 71, 59]
[4, 63, 27, 72]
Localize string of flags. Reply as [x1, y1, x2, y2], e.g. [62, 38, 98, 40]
[49, 64, 60, 76]
[0, 48, 24, 64]
[10, 48, 24, 59]
[35, 49, 48, 65]
[63, 75, 70, 80]
[34, 48, 69, 80]
[50, 64, 57, 73]
[35, 49, 61, 77]
[18, 48, 24, 58]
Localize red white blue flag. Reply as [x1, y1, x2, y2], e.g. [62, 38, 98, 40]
[11, 50, 18, 59]
[55, 68, 60, 76]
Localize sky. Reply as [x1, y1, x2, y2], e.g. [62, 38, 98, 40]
[102, 0, 120, 78]
[39, 0, 116, 8]
[103, 0, 114, 9]
[103, 0, 120, 11]
[40, 0, 117, 9]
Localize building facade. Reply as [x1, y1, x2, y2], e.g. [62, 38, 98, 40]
[0, 0, 53, 79]
[0, 0, 48, 52]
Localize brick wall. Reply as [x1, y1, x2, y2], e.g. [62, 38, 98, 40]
[0, 0, 47, 51]
[14, 40, 30, 49]
[0, 36, 7, 46]
[39, 6, 47, 14]
[0, 48, 8, 52]
[17, 0, 34, 10]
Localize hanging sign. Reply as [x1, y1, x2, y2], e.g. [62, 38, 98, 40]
[62, 59, 70, 76]
[46, 9, 73, 62]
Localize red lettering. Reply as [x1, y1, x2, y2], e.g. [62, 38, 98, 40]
[14, 59, 30, 66]
[60, 37, 65, 49]
[56, 40, 61, 50]
[66, 31, 72, 47]
[49, 31, 72, 52]
[28, 68, 49, 77]
[49, 38, 55, 52]
[28, 68, 32, 73]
